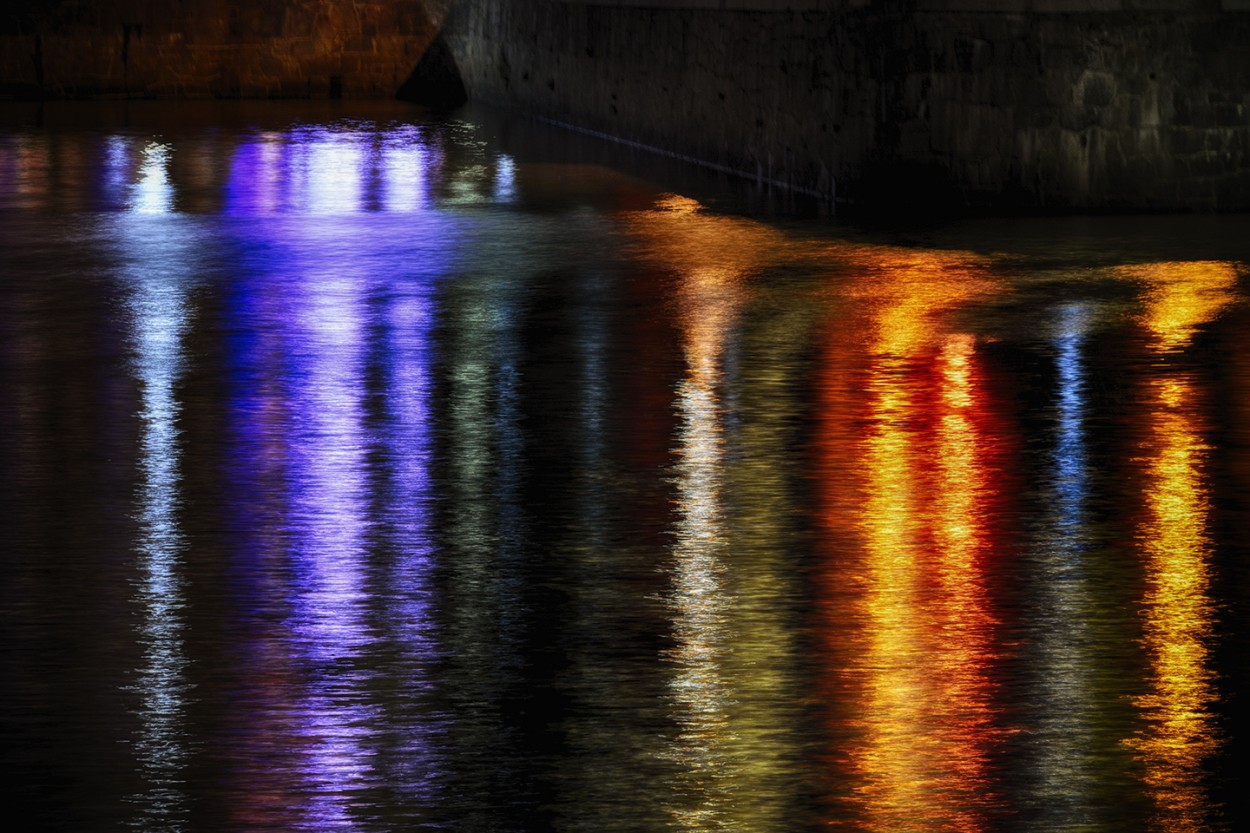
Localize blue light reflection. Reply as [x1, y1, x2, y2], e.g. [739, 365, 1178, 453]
[116, 139, 196, 832]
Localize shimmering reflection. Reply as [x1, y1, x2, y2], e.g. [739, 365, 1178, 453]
[493, 153, 517, 203]
[1021, 300, 1137, 831]
[1122, 261, 1237, 833]
[818, 246, 1006, 831]
[225, 134, 285, 215]
[627, 197, 832, 830]
[133, 143, 175, 214]
[284, 256, 377, 831]
[214, 117, 472, 828]
[9, 107, 1250, 833]
[667, 262, 741, 832]
[1118, 262, 1240, 353]
[625, 196, 754, 830]
[117, 141, 194, 831]
[374, 284, 444, 820]
[380, 127, 429, 213]
[440, 246, 530, 825]
[1054, 302, 1091, 516]
[931, 330, 1005, 826]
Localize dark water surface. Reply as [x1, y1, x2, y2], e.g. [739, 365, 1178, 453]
[3, 101, 1250, 833]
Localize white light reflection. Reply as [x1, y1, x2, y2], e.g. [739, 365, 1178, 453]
[382, 128, 429, 213]
[665, 266, 743, 832]
[289, 130, 365, 214]
[493, 154, 517, 204]
[1025, 300, 1124, 831]
[133, 142, 174, 214]
[117, 138, 194, 831]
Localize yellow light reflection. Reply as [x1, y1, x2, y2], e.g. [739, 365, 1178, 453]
[1130, 373, 1219, 833]
[839, 246, 998, 359]
[1121, 260, 1236, 833]
[1115, 261, 1239, 352]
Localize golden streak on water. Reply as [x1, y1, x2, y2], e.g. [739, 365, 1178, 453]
[1121, 260, 1236, 833]
[1132, 374, 1219, 833]
[1114, 261, 1239, 352]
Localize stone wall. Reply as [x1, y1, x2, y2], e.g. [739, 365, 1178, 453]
[0, 0, 437, 99]
[443, 0, 1250, 211]
[4, 0, 1249, 210]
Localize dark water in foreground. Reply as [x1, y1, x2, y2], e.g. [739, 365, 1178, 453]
[2, 101, 1250, 833]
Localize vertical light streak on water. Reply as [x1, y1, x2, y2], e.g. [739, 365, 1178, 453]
[621, 200, 801, 830]
[217, 273, 307, 832]
[850, 346, 931, 830]
[442, 250, 527, 823]
[285, 257, 376, 832]
[288, 129, 364, 215]
[493, 154, 517, 204]
[1132, 374, 1218, 833]
[1053, 303, 1090, 523]
[1023, 300, 1115, 832]
[666, 262, 742, 833]
[719, 294, 815, 832]
[215, 134, 315, 831]
[132, 142, 174, 215]
[376, 284, 444, 818]
[1116, 261, 1237, 833]
[380, 127, 428, 213]
[225, 133, 284, 215]
[930, 331, 1002, 830]
[120, 140, 193, 832]
[825, 246, 1001, 832]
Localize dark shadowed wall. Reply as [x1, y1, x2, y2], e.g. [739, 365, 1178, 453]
[443, 0, 1250, 211]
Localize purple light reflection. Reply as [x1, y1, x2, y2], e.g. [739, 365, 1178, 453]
[216, 118, 463, 829]
[374, 287, 445, 815]
[281, 252, 378, 831]
[224, 135, 285, 215]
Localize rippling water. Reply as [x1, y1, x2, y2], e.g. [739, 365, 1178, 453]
[3, 101, 1250, 833]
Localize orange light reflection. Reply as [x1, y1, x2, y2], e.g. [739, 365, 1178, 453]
[817, 246, 1007, 832]
[1121, 261, 1236, 833]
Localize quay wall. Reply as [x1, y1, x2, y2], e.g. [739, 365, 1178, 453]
[443, 0, 1250, 211]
